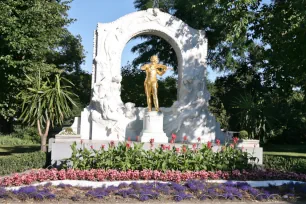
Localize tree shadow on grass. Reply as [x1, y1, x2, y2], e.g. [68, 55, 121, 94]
[0, 145, 40, 156]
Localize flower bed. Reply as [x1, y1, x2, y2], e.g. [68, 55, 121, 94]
[0, 180, 305, 202]
[64, 139, 253, 172]
[2, 169, 306, 187]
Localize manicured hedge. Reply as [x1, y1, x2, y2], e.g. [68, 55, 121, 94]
[263, 155, 306, 174]
[0, 151, 46, 176]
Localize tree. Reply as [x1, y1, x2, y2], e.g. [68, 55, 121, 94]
[19, 70, 77, 152]
[133, 0, 259, 71]
[0, 0, 85, 129]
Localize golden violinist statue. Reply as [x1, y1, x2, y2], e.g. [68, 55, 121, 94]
[141, 55, 170, 112]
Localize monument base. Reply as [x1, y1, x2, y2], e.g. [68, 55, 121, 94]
[140, 111, 168, 143]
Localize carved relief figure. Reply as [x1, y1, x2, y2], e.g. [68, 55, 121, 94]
[140, 55, 170, 112]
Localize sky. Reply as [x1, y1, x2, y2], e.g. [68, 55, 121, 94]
[67, 0, 232, 81]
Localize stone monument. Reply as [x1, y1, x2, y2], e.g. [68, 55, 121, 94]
[73, 8, 224, 143]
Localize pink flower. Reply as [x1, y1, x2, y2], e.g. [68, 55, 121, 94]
[101, 144, 105, 149]
[216, 139, 220, 146]
[207, 141, 212, 149]
[90, 145, 93, 149]
[192, 143, 197, 150]
[183, 135, 187, 141]
[233, 137, 239, 144]
[80, 139, 83, 144]
[150, 138, 154, 149]
[171, 133, 177, 141]
[128, 137, 131, 142]
[176, 147, 180, 153]
[136, 136, 139, 142]
[182, 146, 187, 153]
[170, 139, 174, 144]
[197, 137, 201, 142]
[230, 143, 234, 148]
[126, 143, 130, 149]
[110, 141, 115, 147]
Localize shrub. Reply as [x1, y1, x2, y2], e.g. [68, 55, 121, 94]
[0, 136, 38, 146]
[0, 126, 40, 145]
[239, 130, 248, 139]
[0, 151, 46, 176]
[13, 126, 40, 143]
[63, 142, 252, 172]
[263, 155, 306, 174]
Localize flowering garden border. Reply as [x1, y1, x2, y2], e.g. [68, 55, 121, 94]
[2, 168, 306, 187]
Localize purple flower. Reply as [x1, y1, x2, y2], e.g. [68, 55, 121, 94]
[118, 182, 129, 189]
[86, 188, 109, 199]
[171, 182, 186, 192]
[0, 188, 8, 198]
[57, 183, 72, 188]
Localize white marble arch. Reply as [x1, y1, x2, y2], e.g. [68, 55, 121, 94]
[79, 8, 224, 143]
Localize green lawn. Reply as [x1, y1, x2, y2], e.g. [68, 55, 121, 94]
[264, 151, 306, 157]
[0, 145, 40, 156]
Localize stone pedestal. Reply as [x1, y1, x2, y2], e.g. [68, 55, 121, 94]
[140, 111, 168, 143]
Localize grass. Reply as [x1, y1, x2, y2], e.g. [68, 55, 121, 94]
[0, 145, 41, 156]
[264, 151, 306, 158]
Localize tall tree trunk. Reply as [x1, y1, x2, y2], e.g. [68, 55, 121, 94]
[37, 119, 50, 152]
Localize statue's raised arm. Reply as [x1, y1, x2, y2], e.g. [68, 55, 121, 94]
[156, 64, 168, 76]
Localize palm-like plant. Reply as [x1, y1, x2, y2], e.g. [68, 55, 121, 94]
[19, 70, 77, 152]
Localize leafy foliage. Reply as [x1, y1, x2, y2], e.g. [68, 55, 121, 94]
[0, 151, 46, 176]
[0, 126, 40, 145]
[263, 155, 306, 174]
[132, 0, 306, 144]
[64, 142, 251, 172]
[239, 130, 249, 140]
[0, 0, 85, 126]
[18, 71, 77, 151]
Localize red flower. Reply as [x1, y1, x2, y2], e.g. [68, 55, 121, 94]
[161, 144, 167, 150]
[101, 144, 105, 149]
[110, 141, 115, 147]
[192, 143, 197, 150]
[197, 137, 201, 142]
[90, 145, 93, 149]
[128, 137, 131, 142]
[216, 139, 221, 146]
[176, 147, 180, 153]
[207, 141, 212, 149]
[233, 137, 239, 144]
[170, 139, 174, 144]
[183, 135, 187, 141]
[171, 133, 177, 141]
[182, 146, 187, 153]
[126, 143, 130, 149]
